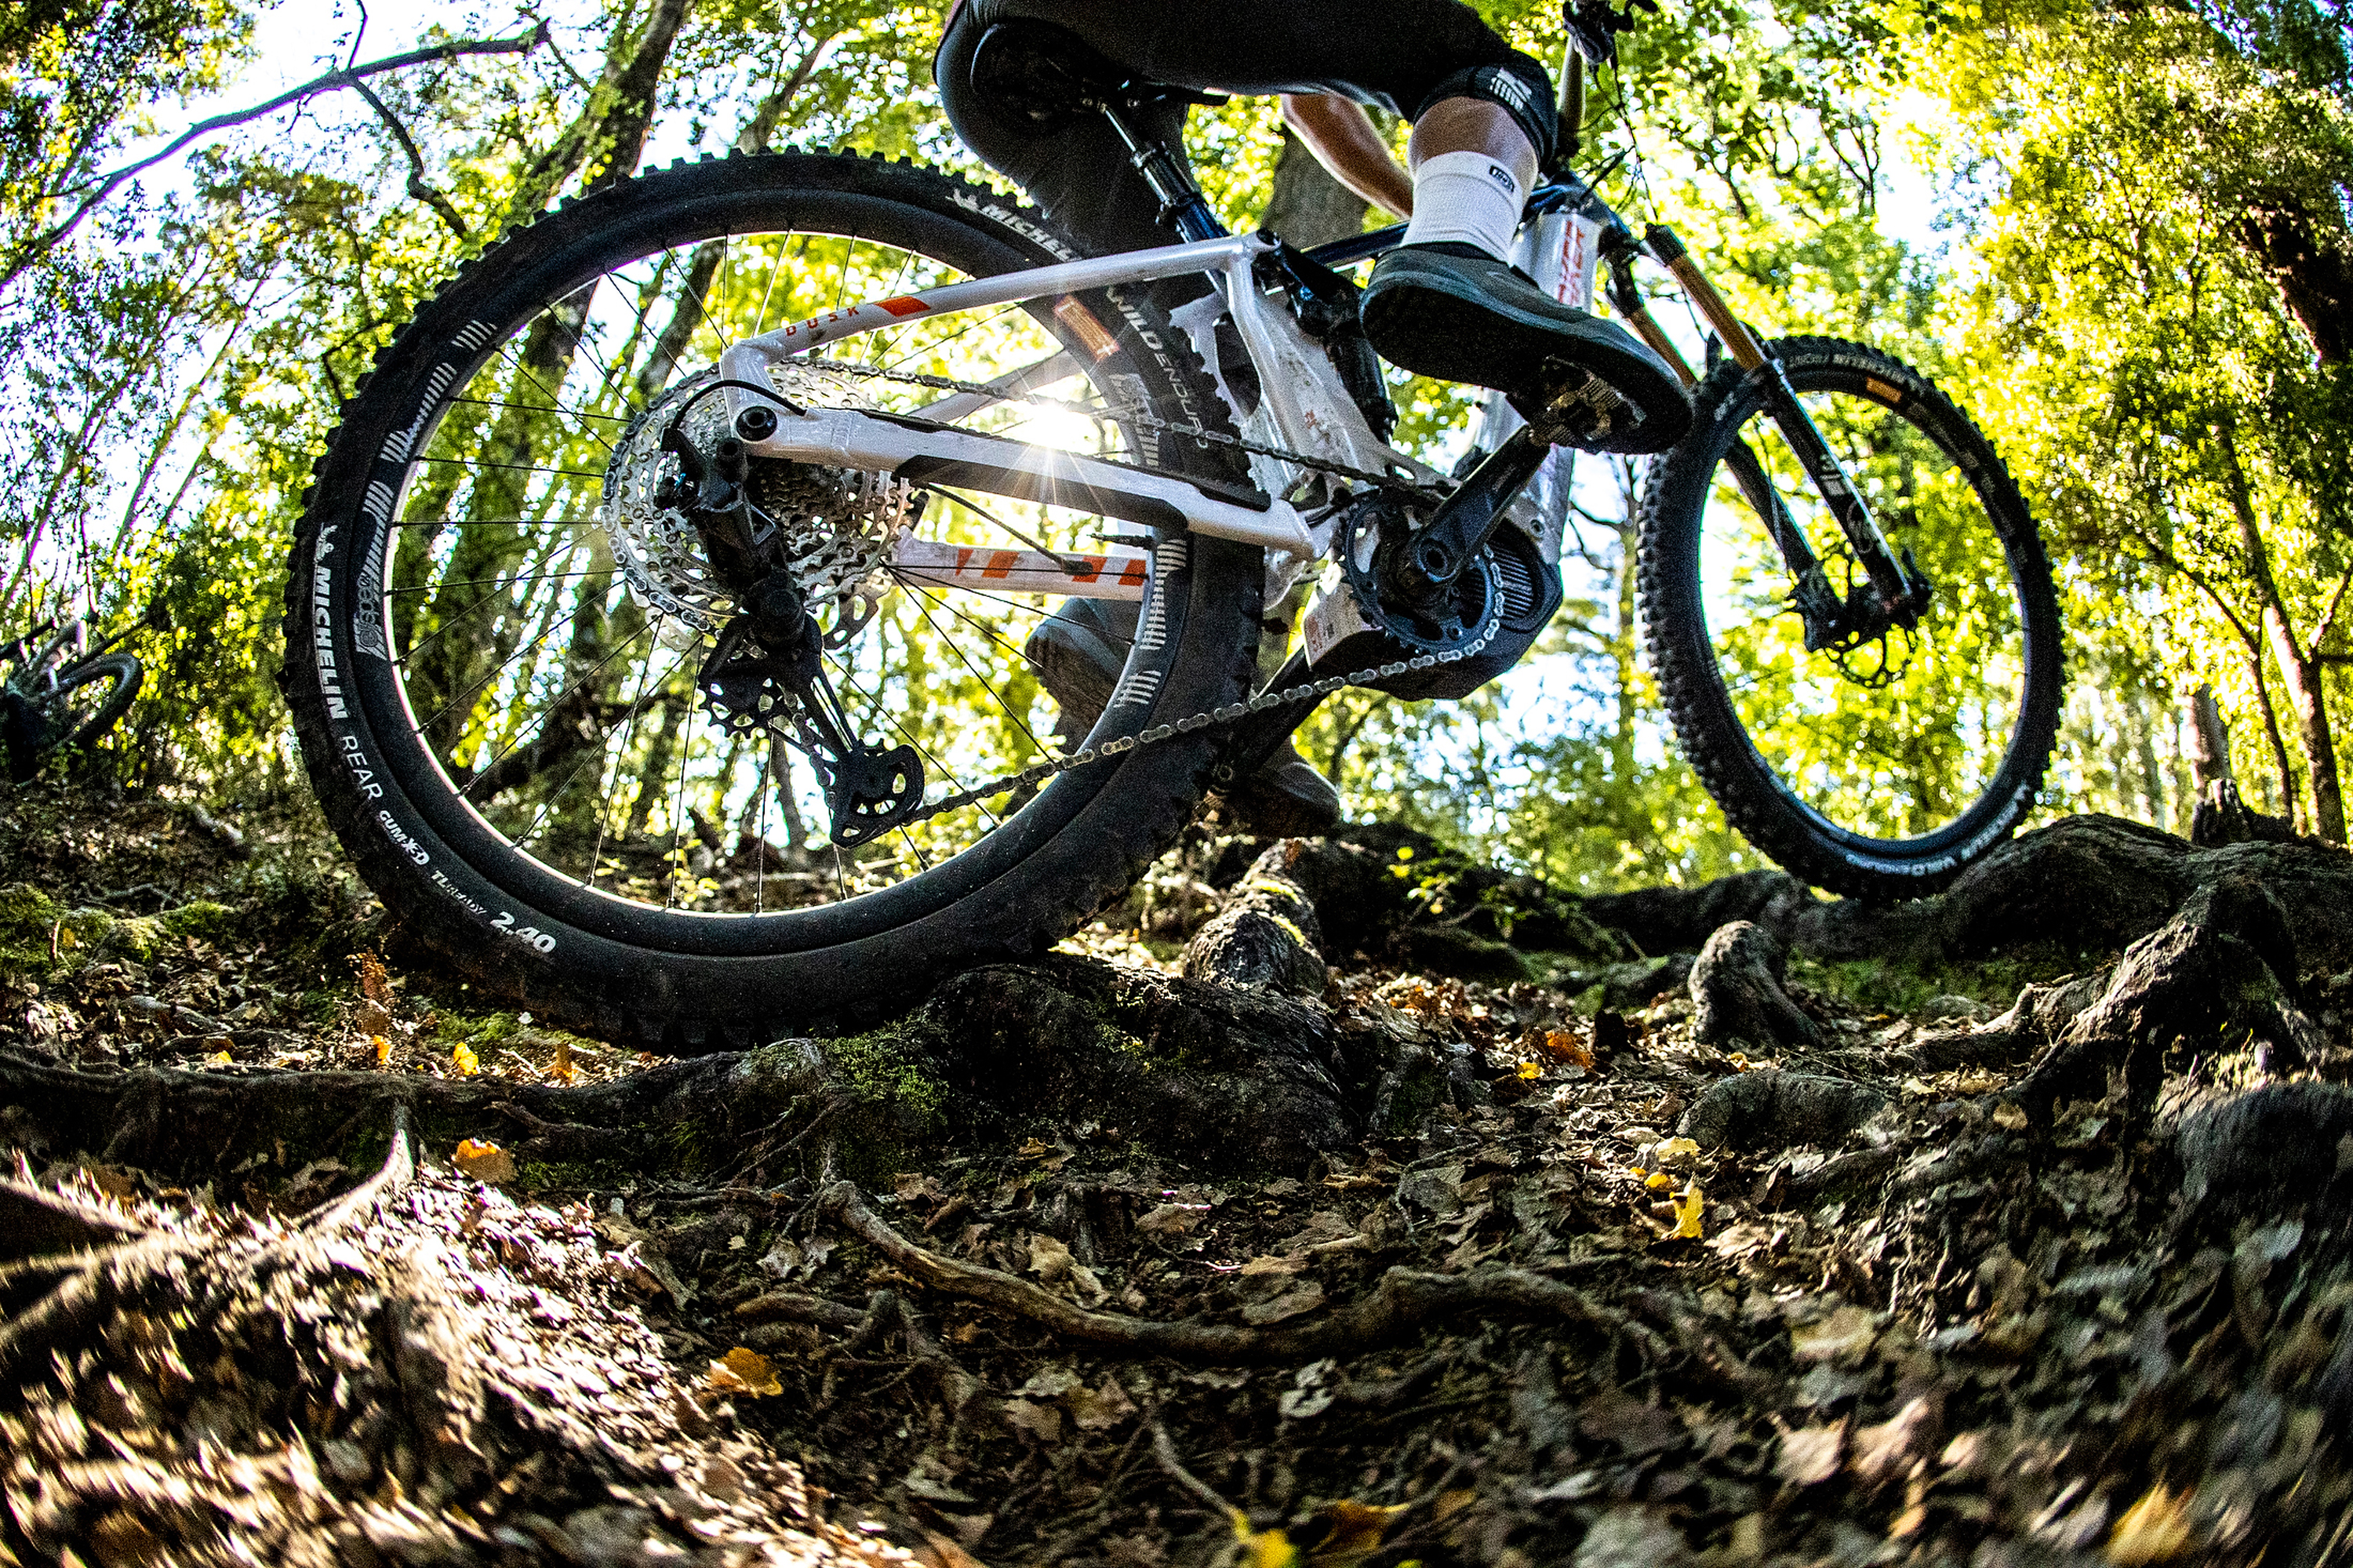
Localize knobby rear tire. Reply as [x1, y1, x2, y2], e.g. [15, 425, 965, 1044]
[282, 151, 1260, 1048]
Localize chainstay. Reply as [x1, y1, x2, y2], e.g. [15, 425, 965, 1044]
[894, 634, 1489, 830]
[798, 357, 1438, 500]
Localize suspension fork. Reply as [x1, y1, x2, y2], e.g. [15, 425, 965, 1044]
[1642, 225, 1918, 625]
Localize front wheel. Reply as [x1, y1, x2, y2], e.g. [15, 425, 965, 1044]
[1637, 337, 2064, 900]
[4, 653, 141, 780]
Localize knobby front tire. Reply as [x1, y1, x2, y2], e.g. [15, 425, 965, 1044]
[1638, 336, 2064, 901]
[283, 151, 1261, 1048]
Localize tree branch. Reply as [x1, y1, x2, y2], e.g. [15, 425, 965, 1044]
[2, 24, 545, 290]
[350, 79, 469, 239]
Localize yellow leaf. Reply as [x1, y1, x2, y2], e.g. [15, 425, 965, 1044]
[452, 1139, 516, 1184]
[1628, 1165, 1647, 1179]
[2108, 1483, 2196, 1565]
[1728, 1052, 1750, 1070]
[205, 1050, 232, 1067]
[707, 1346, 784, 1398]
[1304, 1500, 1409, 1567]
[1672, 1181, 1705, 1239]
[1540, 1028, 1594, 1068]
[1517, 1060, 1543, 1081]
[1655, 1137, 1700, 1166]
[373, 1034, 391, 1067]
[450, 1042, 479, 1078]
[1231, 1518, 1300, 1568]
[1646, 1170, 1673, 1189]
[552, 1036, 579, 1085]
[1991, 1101, 2028, 1130]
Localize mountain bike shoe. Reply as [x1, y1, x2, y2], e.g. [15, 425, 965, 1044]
[1027, 601, 1342, 836]
[1361, 242, 1692, 455]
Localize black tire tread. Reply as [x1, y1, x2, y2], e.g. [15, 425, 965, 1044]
[282, 150, 1257, 1047]
[1635, 335, 2063, 902]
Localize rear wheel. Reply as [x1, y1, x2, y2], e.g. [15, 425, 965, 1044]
[284, 151, 1260, 1046]
[1638, 337, 2063, 900]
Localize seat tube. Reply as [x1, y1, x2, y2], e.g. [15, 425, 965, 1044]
[1098, 102, 1227, 243]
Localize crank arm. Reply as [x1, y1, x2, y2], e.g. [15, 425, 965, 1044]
[1389, 423, 1554, 598]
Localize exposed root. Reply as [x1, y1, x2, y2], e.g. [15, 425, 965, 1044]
[819, 1180, 1616, 1365]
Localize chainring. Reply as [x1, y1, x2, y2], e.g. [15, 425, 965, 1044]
[1333, 493, 1501, 657]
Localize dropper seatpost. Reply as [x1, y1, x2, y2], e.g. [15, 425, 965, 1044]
[1558, 47, 1585, 162]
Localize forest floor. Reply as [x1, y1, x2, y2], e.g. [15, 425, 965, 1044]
[3, 782, 2353, 1568]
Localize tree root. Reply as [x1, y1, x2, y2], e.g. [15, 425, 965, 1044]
[2006, 876, 2324, 1124]
[818, 1181, 1616, 1366]
[1689, 921, 1823, 1053]
[0, 1104, 414, 1384]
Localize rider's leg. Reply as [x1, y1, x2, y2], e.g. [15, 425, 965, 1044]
[1358, 93, 1689, 449]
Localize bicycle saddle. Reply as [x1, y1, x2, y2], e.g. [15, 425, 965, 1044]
[969, 20, 1227, 127]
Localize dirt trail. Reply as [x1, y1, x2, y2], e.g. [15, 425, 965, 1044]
[4, 784, 2351, 1566]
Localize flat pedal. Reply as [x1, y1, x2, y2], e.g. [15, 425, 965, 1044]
[1515, 365, 1640, 449]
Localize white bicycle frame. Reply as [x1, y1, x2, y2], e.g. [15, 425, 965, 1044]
[714, 218, 1597, 603]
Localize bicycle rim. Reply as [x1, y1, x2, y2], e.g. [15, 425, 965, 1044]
[1693, 367, 2046, 852]
[358, 176, 1215, 937]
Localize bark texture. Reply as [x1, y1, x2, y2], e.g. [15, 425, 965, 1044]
[1688, 921, 1821, 1053]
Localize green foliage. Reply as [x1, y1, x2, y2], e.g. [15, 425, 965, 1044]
[3, 0, 2347, 905]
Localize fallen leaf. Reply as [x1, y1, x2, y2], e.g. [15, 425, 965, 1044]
[1671, 1181, 1705, 1239]
[916, 1527, 988, 1568]
[452, 1139, 516, 1184]
[373, 1034, 391, 1068]
[1000, 1397, 1062, 1442]
[1645, 1170, 1674, 1189]
[450, 1041, 480, 1078]
[1136, 1202, 1208, 1237]
[1991, 1101, 2029, 1130]
[1851, 1396, 1941, 1486]
[1775, 1421, 1847, 1486]
[205, 1050, 231, 1067]
[1303, 1500, 1408, 1567]
[1517, 1060, 1543, 1081]
[1027, 1233, 1075, 1282]
[1242, 1279, 1326, 1325]
[2108, 1483, 2196, 1564]
[1278, 1360, 1340, 1420]
[1234, 1521, 1300, 1568]
[707, 1346, 782, 1398]
[1540, 1028, 1594, 1068]
[1790, 1303, 1878, 1366]
[1654, 1136, 1700, 1166]
[551, 1037, 579, 1086]
[1071, 1374, 1138, 1432]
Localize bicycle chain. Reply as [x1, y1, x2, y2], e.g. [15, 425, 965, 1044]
[777, 356, 1478, 831]
[898, 634, 1489, 830]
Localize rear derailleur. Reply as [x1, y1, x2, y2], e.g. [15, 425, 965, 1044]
[662, 419, 922, 849]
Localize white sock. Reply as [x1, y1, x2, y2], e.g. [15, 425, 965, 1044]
[1401, 150, 1526, 260]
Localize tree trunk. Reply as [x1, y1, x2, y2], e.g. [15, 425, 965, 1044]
[1260, 128, 1371, 249]
[2221, 425, 2345, 841]
[2238, 195, 2352, 364]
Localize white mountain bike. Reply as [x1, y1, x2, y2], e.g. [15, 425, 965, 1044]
[285, 47, 2061, 1046]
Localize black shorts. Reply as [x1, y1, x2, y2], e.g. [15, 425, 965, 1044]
[936, 0, 1554, 258]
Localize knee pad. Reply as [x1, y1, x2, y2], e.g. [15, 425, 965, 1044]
[1415, 56, 1558, 166]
